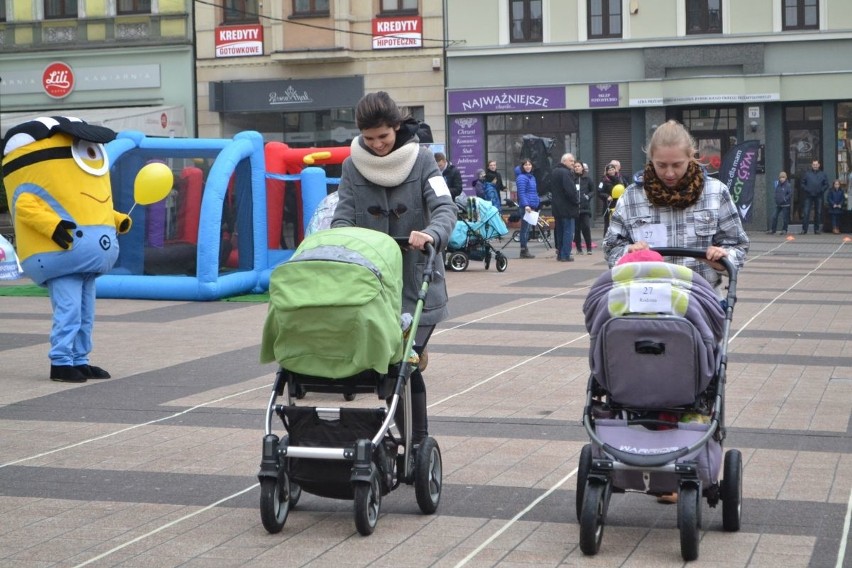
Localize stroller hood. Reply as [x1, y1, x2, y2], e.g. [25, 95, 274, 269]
[261, 227, 404, 378]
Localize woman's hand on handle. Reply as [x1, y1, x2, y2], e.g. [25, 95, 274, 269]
[700, 245, 729, 271]
[409, 230, 434, 251]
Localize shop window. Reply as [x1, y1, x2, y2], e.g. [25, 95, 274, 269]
[0, 1, 6, 22]
[44, 0, 77, 19]
[676, 107, 738, 177]
[784, 104, 822, 222]
[510, 0, 543, 43]
[686, 0, 722, 34]
[782, 0, 818, 31]
[380, 0, 418, 15]
[117, 0, 151, 14]
[293, 0, 330, 17]
[224, 0, 259, 24]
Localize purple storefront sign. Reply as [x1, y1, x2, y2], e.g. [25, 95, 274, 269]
[448, 116, 485, 194]
[589, 84, 620, 108]
[448, 86, 566, 114]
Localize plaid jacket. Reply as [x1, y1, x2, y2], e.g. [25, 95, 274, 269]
[603, 176, 749, 288]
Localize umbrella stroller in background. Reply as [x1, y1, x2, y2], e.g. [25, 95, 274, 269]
[446, 196, 509, 272]
[577, 249, 742, 562]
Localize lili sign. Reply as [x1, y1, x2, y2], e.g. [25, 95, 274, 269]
[43, 62, 74, 99]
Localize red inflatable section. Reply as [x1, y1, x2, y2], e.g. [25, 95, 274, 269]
[177, 167, 203, 244]
[264, 142, 351, 248]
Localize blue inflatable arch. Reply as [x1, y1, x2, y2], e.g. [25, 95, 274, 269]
[96, 130, 327, 301]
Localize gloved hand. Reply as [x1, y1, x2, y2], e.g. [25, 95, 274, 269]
[51, 220, 77, 249]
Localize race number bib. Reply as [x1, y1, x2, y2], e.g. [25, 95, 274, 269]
[628, 282, 673, 313]
[636, 223, 667, 248]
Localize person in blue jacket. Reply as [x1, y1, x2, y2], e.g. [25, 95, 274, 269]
[515, 158, 540, 258]
[827, 179, 845, 234]
[767, 171, 793, 235]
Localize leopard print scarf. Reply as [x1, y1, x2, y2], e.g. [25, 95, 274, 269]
[643, 160, 704, 209]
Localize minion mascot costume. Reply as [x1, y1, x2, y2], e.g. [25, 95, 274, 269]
[2, 117, 131, 383]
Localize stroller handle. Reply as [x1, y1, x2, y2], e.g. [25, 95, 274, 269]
[651, 246, 737, 305]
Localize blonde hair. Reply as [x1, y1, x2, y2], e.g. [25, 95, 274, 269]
[646, 120, 697, 161]
[779, 171, 787, 179]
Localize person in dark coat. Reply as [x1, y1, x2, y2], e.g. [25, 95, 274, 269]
[435, 152, 463, 198]
[333, 91, 456, 446]
[549, 153, 580, 262]
[767, 171, 792, 235]
[573, 160, 595, 254]
[800, 159, 829, 234]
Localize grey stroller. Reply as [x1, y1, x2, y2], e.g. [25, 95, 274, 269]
[578, 248, 741, 561]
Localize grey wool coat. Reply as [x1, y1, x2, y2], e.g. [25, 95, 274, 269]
[332, 139, 457, 326]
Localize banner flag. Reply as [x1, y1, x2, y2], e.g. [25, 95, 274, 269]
[719, 139, 760, 222]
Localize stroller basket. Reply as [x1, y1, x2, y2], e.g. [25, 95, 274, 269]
[278, 406, 387, 500]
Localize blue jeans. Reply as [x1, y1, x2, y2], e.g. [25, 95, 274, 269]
[801, 195, 822, 232]
[519, 208, 532, 249]
[770, 206, 789, 233]
[556, 217, 575, 260]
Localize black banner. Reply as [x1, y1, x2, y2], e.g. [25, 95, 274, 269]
[719, 139, 760, 222]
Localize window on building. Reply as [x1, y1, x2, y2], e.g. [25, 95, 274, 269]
[782, 0, 818, 30]
[686, 0, 722, 34]
[224, 0, 259, 24]
[380, 0, 418, 14]
[44, 0, 78, 19]
[588, 0, 622, 39]
[0, 1, 6, 22]
[510, 0, 543, 43]
[293, 0, 330, 16]
[117, 0, 151, 14]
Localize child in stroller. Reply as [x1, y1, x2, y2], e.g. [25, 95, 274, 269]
[576, 248, 742, 562]
[258, 227, 443, 537]
[446, 195, 510, 272]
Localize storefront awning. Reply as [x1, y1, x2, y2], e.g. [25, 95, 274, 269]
[1, 105, 186, 138]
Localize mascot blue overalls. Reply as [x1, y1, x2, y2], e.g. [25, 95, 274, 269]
[2, 117, 131, 383]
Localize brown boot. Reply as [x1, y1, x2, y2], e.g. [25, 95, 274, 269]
[520, 248, 535, 259]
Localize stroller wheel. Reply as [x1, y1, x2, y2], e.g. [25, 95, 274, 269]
[289, 479, 302, 508]
[579, 480, 608, 556]
[511, 230, 520, 242]
[414, 437, 442, 514]
[343, 393, 356, 402]
[495, 253, 508, 272]
[447, 251, 469, 272]
[354, 467, 382, 536]
[722, 449, 743, 532]
[678, 484, 701, 561]
[259, 470, 291, 534]
[575, 444, 592, 522]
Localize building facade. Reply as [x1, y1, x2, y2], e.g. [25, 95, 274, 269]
[194, 0, 447, 154]
[0, 0, 195, 138]
[444, 0, 852, 230]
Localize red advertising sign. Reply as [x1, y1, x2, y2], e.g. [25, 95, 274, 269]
[42, 61, 74, 99]
[215, 24, 264, 58]
[372, 16, 422, 49]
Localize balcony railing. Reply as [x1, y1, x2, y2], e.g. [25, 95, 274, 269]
[0, 13, 190, 51]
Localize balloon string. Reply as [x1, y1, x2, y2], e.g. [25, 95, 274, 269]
[127, 203, 138, 216]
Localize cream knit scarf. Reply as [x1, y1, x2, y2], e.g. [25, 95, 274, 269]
[349, 136, 420, 188]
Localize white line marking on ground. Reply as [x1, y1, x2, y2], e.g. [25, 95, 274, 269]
[428, 334, 588, 409]
[729, 242, 846, 344]
[72, 484, 259, 568]
[434, 286, 591, 335]
[838, 485, 851, 568]
[0, 384, 270, 470]
[453, 468, 578, 568]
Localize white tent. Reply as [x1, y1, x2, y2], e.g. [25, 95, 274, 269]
[1, 105, 186, 138]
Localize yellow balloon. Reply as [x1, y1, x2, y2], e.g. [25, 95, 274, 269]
[134, 162, 174, 206]
[611, 184, 626, 199]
